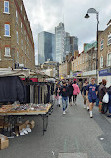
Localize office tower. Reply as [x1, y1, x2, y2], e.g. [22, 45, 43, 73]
[38, 31, 55, 64]
[55, 23, 65, 63]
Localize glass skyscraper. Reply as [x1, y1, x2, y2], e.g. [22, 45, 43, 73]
[38, 31, 55, 64]
[65, 33, 78, 56]
[55, 23, 65, 63]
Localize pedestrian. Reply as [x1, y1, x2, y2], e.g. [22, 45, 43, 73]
[96, 82, 102, 107]
[98, 79, 107, 113]
[61, 81, 69, 115]
[86, 78, 98, 118]
[68, 81, 73, 106]
[107, 85, 111, 117]
[72, 81, 80, 105]
[81, 80, 89, 109]
[55, 84, 61, 107]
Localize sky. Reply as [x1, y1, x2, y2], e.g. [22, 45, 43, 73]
[23, 0, 111, 64]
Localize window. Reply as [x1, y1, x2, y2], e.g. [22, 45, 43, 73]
[5, 47, 10, 56]
[21, 39, 23, 50]
[4, 1, 9, 13]
[93, 62, 96, 70]
[4, 24, 10, 36]
[21, 5, 22, 11]
[100, 39, 104, 50]
[17, 51, 19, 63]
[107, 53, 111, 66]
[25, 46, 26, 54]
[21, 22, 23, 33]
[16, 10, 18, 23]
[16, 31, 19, 44]
[108, 33, 111, 45]
[100, 56, 103, 68]
[0, 50, 1, 60]
[82, 57, 84, 63]
[93, 53, 96, 59]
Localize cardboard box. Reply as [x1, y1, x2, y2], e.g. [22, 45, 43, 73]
[28, 120, 35, 129]
[0, 135, 9, 150]
[16, 120, 30, 131]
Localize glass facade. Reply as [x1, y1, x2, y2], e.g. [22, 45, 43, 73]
[38, 31, 55, 64]
[64, 33, 78, 56]
[55, 23, 65, 63]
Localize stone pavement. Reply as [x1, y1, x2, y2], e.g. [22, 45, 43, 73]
[0, 94, 111, 158]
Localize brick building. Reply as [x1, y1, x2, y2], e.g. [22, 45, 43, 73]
[72, 51, 88, 73]
[71, 42, 97, 79]
[59, 53, 72, 78]
[0, 0, 35, 70]
[98, 20, 111, 86]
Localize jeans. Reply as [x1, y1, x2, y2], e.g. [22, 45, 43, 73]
[62, 97, 68, 111]
[108, 101, 111, 114]
[96, 98, 99, 106]
[73, 95, 77, 103]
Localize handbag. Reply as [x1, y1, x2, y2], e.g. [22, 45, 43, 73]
[102, 93, 109, 103]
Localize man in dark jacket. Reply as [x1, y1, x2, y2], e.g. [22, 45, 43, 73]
[107, 86, 111, 117]
[81, 81, 89, 109]
[98, 79, 107, 113]
[68, 81, 73, 106]
[61, 81, 69, 115]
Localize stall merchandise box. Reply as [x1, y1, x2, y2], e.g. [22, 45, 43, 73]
[0, 134, 9, 150]
[28, 120, 35, 129]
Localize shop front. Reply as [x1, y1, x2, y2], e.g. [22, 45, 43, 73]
[98, 68, 111, 87]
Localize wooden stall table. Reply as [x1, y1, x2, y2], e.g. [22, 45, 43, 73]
[0, 104, 52, 135]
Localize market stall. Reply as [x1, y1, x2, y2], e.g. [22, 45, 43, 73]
[0, 103, 52, 135]
[0, 68, 54, 139]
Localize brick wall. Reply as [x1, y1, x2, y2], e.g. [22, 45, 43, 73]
[0, 0, 35, 70]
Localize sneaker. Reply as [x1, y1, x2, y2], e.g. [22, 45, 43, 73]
[58, 104, 61, 107]
[22, 129, 28, 135]
[26, 127, 31, 133]
[84, 105, 86, 109]
[87, 106, 89, 111]
[89, 111, 93, 118]
[63, 111, 66, 115]
[107, 115, 111, 118]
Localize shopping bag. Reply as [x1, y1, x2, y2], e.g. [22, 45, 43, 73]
[102, 93, 109, 103]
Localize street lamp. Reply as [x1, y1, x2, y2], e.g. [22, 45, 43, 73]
[85, 8, 99, 84]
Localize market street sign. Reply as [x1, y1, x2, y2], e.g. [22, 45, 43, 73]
[99, 68, 111, 76]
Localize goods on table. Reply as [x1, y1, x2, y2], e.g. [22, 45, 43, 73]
[0, 103, 51, 113]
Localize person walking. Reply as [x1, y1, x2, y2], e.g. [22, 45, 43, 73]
[61, 81, 69, 115]
[86, 78, 98, 118]
[98, 79, 107, 113]
[68, 81, 73, 106]
[107, 85, 111, 117]
[81, 80, 89, 109]
[55, 84, 61, 107]
[72, 81, 80, 105]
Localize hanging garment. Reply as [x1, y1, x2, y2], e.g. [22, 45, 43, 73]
[0, 76, 26, 103]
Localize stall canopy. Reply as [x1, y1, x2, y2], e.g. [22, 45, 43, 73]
[0, 68, 50, 78]
[0, 68, 30, 77]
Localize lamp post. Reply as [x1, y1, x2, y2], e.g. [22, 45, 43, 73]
[85, 8, 99, 84]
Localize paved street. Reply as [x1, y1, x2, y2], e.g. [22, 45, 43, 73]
[0, 95, 111, 158]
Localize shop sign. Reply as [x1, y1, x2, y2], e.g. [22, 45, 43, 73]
[99, 68, 111, 76]
[73, 72, 82, 77]
[83, 70, 96, 76]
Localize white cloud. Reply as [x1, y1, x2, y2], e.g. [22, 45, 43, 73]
[23, 0, 111, 64]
